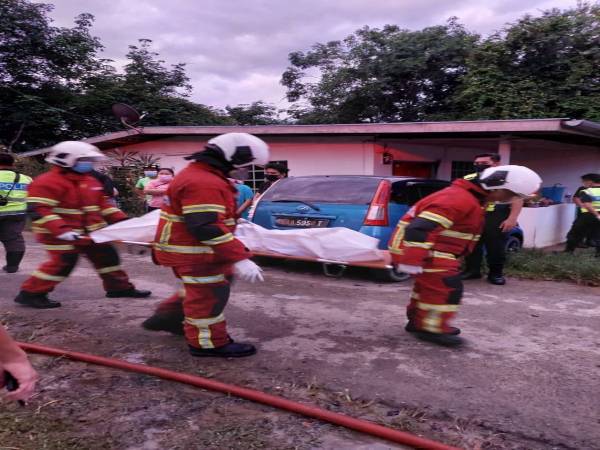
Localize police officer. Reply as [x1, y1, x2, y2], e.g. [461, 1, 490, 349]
[462, 153, 524, 285]
[0, 153, 32, 273]
[565, 173, 600, 257]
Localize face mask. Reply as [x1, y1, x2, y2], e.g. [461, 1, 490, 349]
[72, 161, 94, 173]
[265, 174, 280, 182]
[229, 167, 249, 181]
[158, 175, 173, 183]
[144, 171, 157, 177]
[474, 164, 491, 173]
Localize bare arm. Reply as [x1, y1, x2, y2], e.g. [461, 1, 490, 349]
[0, 325, 38, 402]
[236, 198, 253, 216]
[500, 198, 524, 232]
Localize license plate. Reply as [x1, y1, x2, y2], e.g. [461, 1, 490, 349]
[275, 217, 329, 228]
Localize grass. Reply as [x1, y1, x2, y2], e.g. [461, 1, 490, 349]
[505, 248, 600, 285]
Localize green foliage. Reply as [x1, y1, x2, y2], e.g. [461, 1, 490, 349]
[506, 249, 600, 285]
[282, 19, 478, 123]
[0, 1, 230, 153]
[225, 101, 281, 125]
[454, 3, 600, 121]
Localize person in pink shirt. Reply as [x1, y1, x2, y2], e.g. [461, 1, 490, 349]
[144, 168, 174, 211]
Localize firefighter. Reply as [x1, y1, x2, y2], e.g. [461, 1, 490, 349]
[388, 165, 542, 347]
[14, 141, 151, 309]
[142, 133, 268, 358]
[462, 153, 524, 285]
[0, 153, 32, 273]
[565, 173, 600, 256]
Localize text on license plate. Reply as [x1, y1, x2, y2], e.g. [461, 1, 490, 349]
[275, 217, 329, 228]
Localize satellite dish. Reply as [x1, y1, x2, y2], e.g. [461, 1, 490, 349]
[111, 103, 146, 130]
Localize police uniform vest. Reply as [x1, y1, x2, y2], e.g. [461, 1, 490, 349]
[0, 169, 32, 216]
[580, 187, 600, 213]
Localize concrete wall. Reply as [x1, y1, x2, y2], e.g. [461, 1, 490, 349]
[511, 140, 600, 196]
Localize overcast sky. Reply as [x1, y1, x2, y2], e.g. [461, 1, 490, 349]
[42, 0, 578, 111]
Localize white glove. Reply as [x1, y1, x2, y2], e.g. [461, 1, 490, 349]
[56, 231, 81, 241]
[233, 259, 264, 283]
[395, 264, 424, 275]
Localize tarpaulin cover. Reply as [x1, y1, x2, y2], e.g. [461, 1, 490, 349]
[90, 212, 384, 262]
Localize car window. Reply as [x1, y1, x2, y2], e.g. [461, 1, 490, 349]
[391, 181, 450, 206]
[261, 177, 381, 204]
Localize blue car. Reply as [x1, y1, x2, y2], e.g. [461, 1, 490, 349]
[250, 175, 523, 281]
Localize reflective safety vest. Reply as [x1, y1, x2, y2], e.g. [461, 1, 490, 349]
[580, 187, 600, 213]
[0, 169, 32, 216]
[464, 172, 495, 212]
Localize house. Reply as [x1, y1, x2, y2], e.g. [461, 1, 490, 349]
[76, 118, 600, 196]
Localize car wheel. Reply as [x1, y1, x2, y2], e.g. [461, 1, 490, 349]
[373, 267, 412, 282]
[505, 236, 522, 253]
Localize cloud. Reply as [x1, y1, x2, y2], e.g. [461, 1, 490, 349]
[41, 0, 579, 109]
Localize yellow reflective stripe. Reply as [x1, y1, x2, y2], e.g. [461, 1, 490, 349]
[101, 207, 120, 216]
[44, 244, 76, 251]
[182, 204, 226, 214]
[388, 247, 404, 255]
[85, 222, 106, 232]
[403, 241, 433, 249]
[439, 230, 475, 240]
[31, 226, 51, 234]
[53, 208, 82, 215]
[82, 205, 100, 212]
[32, 270, 66, 282]
[423, 268, 449, 273]
[416, 302, 459, 313]
[463, 173, 477, 180]
[223, 218, 236, 226]
[389, 220, 408, 250]
[158, 221, 173, 244]
[159, 211, 185, 222]
[201, 233, 234, 245]
[185, 313, 226, 349]
[432, 251, 456, 260]
[423, 312, 443, 333]
[153, 243, 214, 254]
[34, 214, 62, 225]
[181, 274, 226, 284]
[97, 265, 122, 274]
[27, 196, 60, 206]
[418, 211, 453, 228]
[486, 203, 496, 212]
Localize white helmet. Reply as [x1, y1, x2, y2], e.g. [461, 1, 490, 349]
[480, 165, 542, 198]
[207, 132, 270, 168]
[46, 141, 106, 168]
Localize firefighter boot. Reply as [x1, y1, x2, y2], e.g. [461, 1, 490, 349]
[106, 288, 152, 298]
[14, 291, 61, 309]
[3, 251, 25, 273]
[414, 331, 463, 347]
[188, 341, 256, 358]
[142, 312, 184, 335]
[405, 321, 461, 335]
[487, 265, 506, 285]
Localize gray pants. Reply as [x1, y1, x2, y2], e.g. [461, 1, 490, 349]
[0, 215, 26, 253]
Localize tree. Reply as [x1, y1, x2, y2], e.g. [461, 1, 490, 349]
[281, 19, 478, 123]
[225, 101, 280, 125]
[453, 3, 600, 121]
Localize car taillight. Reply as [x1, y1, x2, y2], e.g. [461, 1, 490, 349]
[364, 180, 391, 226]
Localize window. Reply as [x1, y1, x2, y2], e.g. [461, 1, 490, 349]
[451, 161, 475, 180]
[244, 160, 288, 192]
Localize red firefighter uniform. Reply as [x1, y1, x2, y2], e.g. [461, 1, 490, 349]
[21, 166, 134, 294]
[152, 161, 250, 350]
[388, 178, 487, 334]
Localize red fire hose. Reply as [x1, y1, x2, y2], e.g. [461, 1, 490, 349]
[19, 342, 460, 450]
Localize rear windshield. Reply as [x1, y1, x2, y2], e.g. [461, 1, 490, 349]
[261, 177, 381, 204]
[391, 181, 450, 206]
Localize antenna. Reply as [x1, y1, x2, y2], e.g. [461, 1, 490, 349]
[111, 103, 146, 131]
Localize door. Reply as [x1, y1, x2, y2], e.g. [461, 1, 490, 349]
[392, 161, 436, 178]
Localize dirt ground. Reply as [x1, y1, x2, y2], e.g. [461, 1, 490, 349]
[1, 235, 599, 450]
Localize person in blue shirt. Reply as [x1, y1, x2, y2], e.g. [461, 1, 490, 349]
[233, 181, 254, 219]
